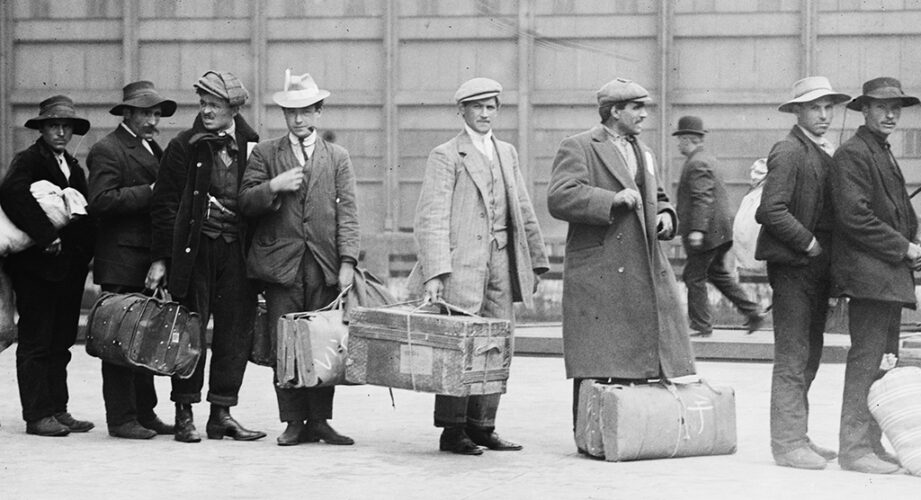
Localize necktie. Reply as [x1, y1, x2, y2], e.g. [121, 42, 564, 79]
[57, 155, 70, 180]
[299, 137, 311, 163]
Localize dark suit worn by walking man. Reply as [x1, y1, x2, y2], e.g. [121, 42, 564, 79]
[673, 116, 763, 337]
[86, 81, 178, 440]
[148, 71, 266, 443]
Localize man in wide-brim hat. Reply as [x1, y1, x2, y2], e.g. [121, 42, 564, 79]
[239, 68, 359, 447]
[829, 76, 920, 475]
[756, 76, 850, 471]
[86, 81, 177, 440]
[0, 95, 96, 436]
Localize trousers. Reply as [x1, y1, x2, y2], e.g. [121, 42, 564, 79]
[683, 241, 760, 333]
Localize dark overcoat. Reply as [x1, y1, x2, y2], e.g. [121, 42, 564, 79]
[675, 146, 733, 253]
[150, 114, 259, 298]
[238, 135, 360, 287]
[547, 125, 696, 379]
[87, 125, 162, 287]
[830, 125, 918, 306]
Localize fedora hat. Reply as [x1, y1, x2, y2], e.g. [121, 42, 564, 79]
[846, 76, 920, 111]
[778, 76, 850, 113]
[109, 81, 177, 117]
[672, 115, 707, 136]
[454, 77, 502, 104]
[24, 95, 91, 136]
[272, 69, 330, 109]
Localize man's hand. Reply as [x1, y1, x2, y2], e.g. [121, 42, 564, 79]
[656, 213, 673, 238]
[269, 167, 305, 193]
[907, 242, 921, 268]
[423, 277, 444, 303]
[43, 237, 62, 256]
[613, 188, 641, 210]
[145, 259, 167, 290]
[806, 237, 823, 258]
[687, 230, 704, 249]
[338, 261, 355, 291]
[532, 272, 541, 294]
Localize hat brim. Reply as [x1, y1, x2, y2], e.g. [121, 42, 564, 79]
[846, 95, 921, 111]
[273, 89, 330, 109]
[24, 117, 91, 136]
[458, 90, 501, 104]
[778, 90, 851, 113]
[671, 129, 707, 137]
[110, 98, 177, 117]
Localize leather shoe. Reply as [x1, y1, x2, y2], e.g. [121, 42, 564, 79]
[108, 420, 156, 440]
[808, 441, 838, 461]
[54, 412, 94, 433]
[439, 427, 483, 455]
[206, 406, 266, 441]
[774, 446, 827, 470]
[174, 403, 201, 443]
[26, 416, 70, 437]
[467, 428, 523, 451]
[745, 312, 767, 334]
[276, 421, 308, 446]
[303, 420, 354, 445]
[689, 330, 712, 338]
[840, 453, 900, 474]
[139, 416, 175, 435]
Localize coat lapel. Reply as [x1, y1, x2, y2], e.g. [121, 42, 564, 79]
[456, 132, 493, 212]
[115, 126, 159, 181]
[589, 126, 639, 192]
[306, 139, 328, 196]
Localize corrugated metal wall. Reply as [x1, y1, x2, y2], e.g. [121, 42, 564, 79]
[2, 0, 921, 280]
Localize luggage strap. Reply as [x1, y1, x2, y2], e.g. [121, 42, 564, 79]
[662, 382, 692, 458]
[286, 285, 352, 320]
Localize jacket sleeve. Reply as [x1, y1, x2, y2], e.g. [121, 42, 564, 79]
[0, 151, 58, 248]
[87, 143, 153, 216]
[755, 145, 813, 252]
[414, 146, 455, 282]
[150, 136, 188, 261]
[547, 136, 618, 225]
[511, 147, 549, 273]
[334, 149, 360, 264]
[685, 159, 715, 233]
[238, 143, 280, 217]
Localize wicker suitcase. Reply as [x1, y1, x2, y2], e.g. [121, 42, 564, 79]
[575, 379, 737, 461]
[868, 366, 921, 476]
[85, 291, 202, 378]
[276, 292, 350, 388]
[345, 302, 511, 396]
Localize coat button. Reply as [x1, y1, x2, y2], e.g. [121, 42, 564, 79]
[196, 162, 202, 167]
[618, 267, 624, 273]
[616, 233, 622, 240]
[477, 235, 482, 240]
[185, 247, 191, 253]
[193, 190, 199, 195]
[480, 213, 485, 218]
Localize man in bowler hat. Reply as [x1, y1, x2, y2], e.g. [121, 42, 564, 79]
[0, 96, 96, 436]
[673, 115, 764, 338]
[86, 81, 177, 439]
[829, 76, 920, 474]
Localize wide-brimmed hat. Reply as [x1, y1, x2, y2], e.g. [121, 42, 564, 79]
[778, 76, 850, 113]
[596, 78, 652, 106]
[672, 116, 707, 136]
[24, 95, 91, 135]
[272, 69, 330, 109]
[194, 71, 249, 107]
[454, 77, 502, 104]
[846, 76, 920, 111]
[109, 80, 177, 117]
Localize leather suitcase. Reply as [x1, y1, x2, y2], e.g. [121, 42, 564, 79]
[575, 379, 737, 461]
[868, 366, 921, 476]
[276, 291, 350, 388]
[85, 291, 202, 378]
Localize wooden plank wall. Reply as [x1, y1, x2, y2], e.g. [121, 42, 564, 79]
[2, 0, 921, 278]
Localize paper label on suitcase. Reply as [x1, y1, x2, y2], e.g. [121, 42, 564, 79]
[399, 345, 433, 376]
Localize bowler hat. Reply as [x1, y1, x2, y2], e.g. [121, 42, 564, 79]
[193, 71, 249, 107]
[24, 95, 91, 136]
[846, 76, 920, 111]
[672, 116, 707, 136]
[596, 78, 651, 106]
[454, 77, 502, 104]
[778, 77, 850, 113]
[109, 80, 177, 117]
[272, 69, 330, 109]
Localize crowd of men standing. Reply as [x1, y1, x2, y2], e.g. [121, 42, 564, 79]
[0, 69, 917, 475]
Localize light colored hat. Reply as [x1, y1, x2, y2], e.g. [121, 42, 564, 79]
[846, 76, 920, 111]
[778, 76, 850, 113]
[24, 95, 91, 135]
[193, 71, 249, 107]
[454, 77, 502, 104]
[596, 78, 652, 106]
[110, 80, 177, 117]
[272, 69, 330, 108]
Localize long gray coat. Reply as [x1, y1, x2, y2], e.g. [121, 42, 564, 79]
[547, 126, 696, 379]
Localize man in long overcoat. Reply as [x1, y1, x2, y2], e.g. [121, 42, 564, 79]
[830, 76, 920, 475]
[547, 78, 696, 435]
[409, 77, 549, 455]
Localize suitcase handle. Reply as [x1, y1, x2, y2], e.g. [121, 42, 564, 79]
[287, 285, 352, 319]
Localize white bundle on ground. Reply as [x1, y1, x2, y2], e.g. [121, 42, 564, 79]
[868, 365, 921, 476]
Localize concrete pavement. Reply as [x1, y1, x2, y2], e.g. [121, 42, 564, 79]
[0, 348, 917, 499]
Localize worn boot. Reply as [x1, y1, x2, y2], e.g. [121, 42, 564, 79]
[174, 403, 201, 443]
[205, 405, 266, 441]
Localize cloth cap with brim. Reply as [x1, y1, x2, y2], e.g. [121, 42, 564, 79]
[24, 95, 91, 136]
[272, 69, 330, 108]
[454, 77, 502, 104]
[193, 71, 249, 107]
[109, 80, 177, 117]
[596, 78, 652, 105]
[672, 115, 708, 136]
[778, 76, 851, 113]
[846, 76, 920, 111]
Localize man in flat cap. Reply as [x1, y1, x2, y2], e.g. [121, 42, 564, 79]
[409, 77, 549, 455]
[673, 115, 763, 338]
[547, 78, 695, 450]
[240, 69, 359, 447]
[0, 95, 96, 436]
[756, 76, 850, 470]
[86, 81, 177, 439]
[148, 71, 265, 443]
[829, 76, 920, 474]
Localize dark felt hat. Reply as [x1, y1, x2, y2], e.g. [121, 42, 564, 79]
[109, 80, 177, 117]
[847, 76, 920, 111]
[672, 115, 708, 136]
[24, 95, 91, 136]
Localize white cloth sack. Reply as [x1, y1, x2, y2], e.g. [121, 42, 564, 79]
[0, 180, 87, 256]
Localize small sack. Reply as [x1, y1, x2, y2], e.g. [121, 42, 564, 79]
[868, 366, 921, 476]
[731, 185, 765, 273]
[276, 289, 350, 388]
[0, 261, 16, 353]
[0, 180, 88, 256]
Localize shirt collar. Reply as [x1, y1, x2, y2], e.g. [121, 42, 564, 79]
[796, 125, 830, 146]
[602, 125, 631, 142]
[120, 122, 139, 138]
[218, 121, 236, 139]
[289, 130, 317, 147]
[464, 123, 493, 145]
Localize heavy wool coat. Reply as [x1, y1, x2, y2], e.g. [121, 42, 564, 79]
[408, 131, 549, 312]
[830, 125, 918, 306]
[238, 135, 360, 287]
[675, 146, 733, 253]
[547, 126, 696, 380]
[87, 125, 162, 287]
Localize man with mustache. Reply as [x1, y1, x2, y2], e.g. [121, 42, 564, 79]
[86, 81, 177, 439]
[829, 77, 920, 474]
[148, 71, 265, 443]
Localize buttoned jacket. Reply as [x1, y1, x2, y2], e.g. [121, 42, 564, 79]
[675, 146, 733, 253]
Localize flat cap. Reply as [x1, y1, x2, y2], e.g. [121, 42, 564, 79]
[194, 71, 249, 107]
[596, 78, 651, 105]
[454, 77, 502, 104]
